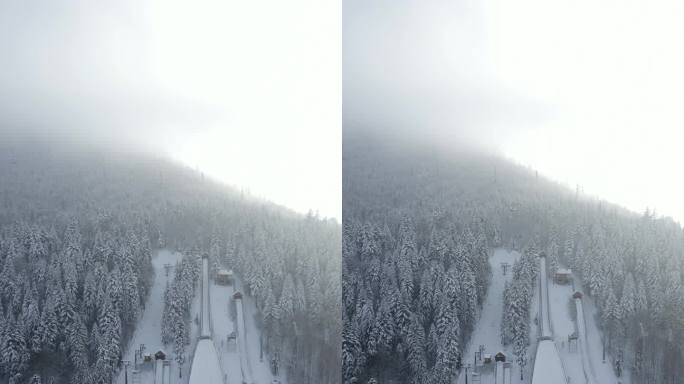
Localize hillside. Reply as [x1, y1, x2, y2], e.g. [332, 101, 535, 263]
[342, 132, 684, 384]
[0, 143, 340, 384]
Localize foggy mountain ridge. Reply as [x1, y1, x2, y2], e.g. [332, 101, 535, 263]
[0, 143, 341, 384]
[342, 131, 684, 384]
[0, 143, 331, 224]
[343, 130, 683, 228]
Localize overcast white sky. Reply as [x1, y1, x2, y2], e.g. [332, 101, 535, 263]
[1, 0, 340, 220]
[345, 0, 684, 224]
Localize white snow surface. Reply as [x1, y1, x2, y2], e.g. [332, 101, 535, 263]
[457, 249, 520, 384]
[211, 282, 242, 384]
[575, 298, 595, 384]
[540, 268, 625, 384]
[114, 250, 287, 384]
[208, 274, 286, 384]
[235, 294, 253, 383]
[234, 276, 287, 384]
[546, 279, 580, 383]
[115, 250, 182, 384]
[531, 340, 567, 384]
[189, 339, 224, 384]
[575, 280, 629, 384]
[189, 255, 225, 384]
[531, 256, 568, 384]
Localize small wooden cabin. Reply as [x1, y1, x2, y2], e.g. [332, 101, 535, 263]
[495, 352, 506, 362]
[233, 291, 243, 300]
[483, 354, 493, 364]
[573, 291, 583, 300]
[554, 268, 573, 284]
[155, 350, 167, 360]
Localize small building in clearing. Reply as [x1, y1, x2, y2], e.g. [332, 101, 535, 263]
[154, 350, 166, 360]
[495, 351, 506, 362]
[554, 268, 573, 284]
[216, 268, 234, 285]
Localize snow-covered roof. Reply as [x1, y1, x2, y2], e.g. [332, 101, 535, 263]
[531, 340, 567, 384]
[555, 268, 572, 275]
[217, 268, 233, 276]
[188, 339, 224, 384]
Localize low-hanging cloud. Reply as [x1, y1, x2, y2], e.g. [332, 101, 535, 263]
[343, 0, 552, 151]
[344, 0, 684, 224]
[0, 0, 219, 151]
[1, 0, 341, 220]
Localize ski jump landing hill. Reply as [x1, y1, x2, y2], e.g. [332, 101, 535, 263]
[189, 254, 225, 384]
[574, 292, 595, 384]
[531, 255, 568, 384]
[234, 286, 254, 384]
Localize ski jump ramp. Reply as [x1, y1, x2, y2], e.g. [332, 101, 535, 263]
[234, 284, 254, 384]
[575, 295, 595, 384]
[531, 254, 568, 384]
[189, 254, 225, 384]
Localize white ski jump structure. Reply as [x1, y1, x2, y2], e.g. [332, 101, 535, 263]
[234, 286, 254, 384]
[531, 254, 568, 384]
[189, 254, 225, 384]
[575, 293, 596, 384]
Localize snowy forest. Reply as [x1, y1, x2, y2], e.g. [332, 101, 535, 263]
[342, 133, 684, 384]
[0, 144, 340, 384]
[500, 248, 537, 376]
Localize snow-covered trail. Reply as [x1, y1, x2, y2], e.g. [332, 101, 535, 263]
[546, 277, 583, 383]
[209, 282, 240, 384]
[575, 297, 595, 383]
[235, 291, 254, 383]
[188, 255, 225, 383]
[234, 276, 288, 384]
[116, 250, 182, 384]
[531, 257, 568, 384]
[543, 269, 624, 384]
[456, 249, 520, 384]
[578, 284, 630, 384]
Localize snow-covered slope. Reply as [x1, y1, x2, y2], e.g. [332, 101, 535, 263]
[531, 256, 568, 384]
[115, 250, 182, 384]
[232, 276, 288, 384]
[189, 339, 224, 384]
[531, 340, 566, 384]
[546, 280, 582, 383]
[211, 283, 242, 384]
[457, 249, 520, 384]
[538, 267, 625, 384]
[188, 255, 224, 383]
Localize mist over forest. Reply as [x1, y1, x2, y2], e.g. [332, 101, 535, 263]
[342, 131, 684, 384]
[0, 141, 340, 384]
